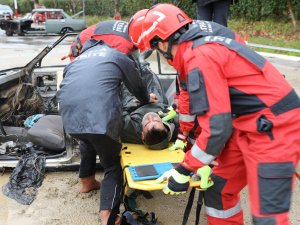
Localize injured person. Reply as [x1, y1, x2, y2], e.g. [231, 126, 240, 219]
[121, 104, 177, 150]
[120, 51, 178, 149]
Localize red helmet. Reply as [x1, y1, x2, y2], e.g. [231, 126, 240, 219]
[142, 3, 192, 49]
[128, 9, 148, 51]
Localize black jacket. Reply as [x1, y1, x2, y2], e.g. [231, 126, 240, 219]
[120, 57, 170, 144]
[57, 41, 149, 141]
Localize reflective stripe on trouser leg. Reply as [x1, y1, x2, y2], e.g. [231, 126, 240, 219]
[205, 202, 242, 219]
[204, 133, 247, 225]
[204, 174, 244, 225]
[207, 211, 244, 225]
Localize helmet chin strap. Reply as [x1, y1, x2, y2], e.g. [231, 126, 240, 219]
[155, 46, 173, 60]
[155, 35, 176, 61]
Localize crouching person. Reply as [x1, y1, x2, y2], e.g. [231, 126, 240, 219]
[57, 20, 157, 225]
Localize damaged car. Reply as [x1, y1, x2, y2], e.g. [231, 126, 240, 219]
[0, 33, 176, 171]
[0, 8, 87, 36]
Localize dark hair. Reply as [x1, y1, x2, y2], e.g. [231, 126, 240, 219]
[143, 126, 168, 146]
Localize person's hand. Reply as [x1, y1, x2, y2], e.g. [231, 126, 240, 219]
[149, 93, 158, 103]
[169, 131, 188, 151]
[193, 165, 214, 189]
[168, 138, 187, 151]
[158, 105, 177, 122]
[155, 164, 191, 195]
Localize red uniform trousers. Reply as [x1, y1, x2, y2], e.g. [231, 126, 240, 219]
[204, 108, 300, 225]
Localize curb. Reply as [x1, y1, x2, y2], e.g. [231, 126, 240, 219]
[257, 52, 300, 62]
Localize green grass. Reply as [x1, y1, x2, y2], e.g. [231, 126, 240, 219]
[247, 37, 300, 57]
[84, 15, 113, 26]
[229, 19, 300, 56]
[78, 15, 113, 26]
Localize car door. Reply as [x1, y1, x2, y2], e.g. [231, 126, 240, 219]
[60, 11, 86, 32]
[44, 11, 67, 34]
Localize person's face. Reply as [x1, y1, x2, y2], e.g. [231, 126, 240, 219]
[141, 112, 165, 139]
[157, 41, 178, 65]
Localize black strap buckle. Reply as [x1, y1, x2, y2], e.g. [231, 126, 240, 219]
[256, 115, 274, 140]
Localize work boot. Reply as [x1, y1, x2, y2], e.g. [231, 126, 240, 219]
[79, 175, 100, 193]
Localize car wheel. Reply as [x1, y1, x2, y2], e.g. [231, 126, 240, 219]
[5, 30, 13, 36]
[60, 27, 73, 34]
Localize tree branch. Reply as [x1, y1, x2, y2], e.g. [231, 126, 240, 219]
[287, 0, 300, 31]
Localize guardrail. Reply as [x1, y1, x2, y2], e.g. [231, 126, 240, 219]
[248, 42, 300, 53]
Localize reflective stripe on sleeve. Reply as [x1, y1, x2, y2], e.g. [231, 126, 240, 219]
[179, 114, 196, 122]
[205, 202, 242, 218]
[191, 144, 215, 164]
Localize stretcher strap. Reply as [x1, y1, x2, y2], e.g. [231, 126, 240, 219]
[195, 191, 204, 225]
[182, 188, 203, 225]
[182, 187, 195, 225]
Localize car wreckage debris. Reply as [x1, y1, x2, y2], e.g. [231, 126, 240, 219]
[2, 145, 46, 205]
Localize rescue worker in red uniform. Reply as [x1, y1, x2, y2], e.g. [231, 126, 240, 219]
[61, 24, 96, 61]
[129, 8, 246, 152]
[167, 19, 246, 151]
[129, 4, 300, 225]
[128, 9, 148, 52]
[63, 20, 132, 61]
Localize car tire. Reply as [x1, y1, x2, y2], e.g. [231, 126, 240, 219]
[60, 27, 73, 34]
[5, 30, 13, 36]
[17, 32, 24, 36]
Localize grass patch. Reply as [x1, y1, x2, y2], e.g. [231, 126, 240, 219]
[229, 19, 300, 56]
[79, 15, 113, 26]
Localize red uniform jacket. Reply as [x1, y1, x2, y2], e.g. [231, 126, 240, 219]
[173, 22, 300, 170]
[176, 20, 246, 144]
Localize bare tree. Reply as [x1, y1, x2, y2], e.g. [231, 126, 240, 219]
[52, 0, 58, 8]
[287, 0, 300, 31]
[34, 0, 40, 9]
[113, 0, 121, 19]
[33, 0, 46, 9]
[69, 0, 81, 14]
